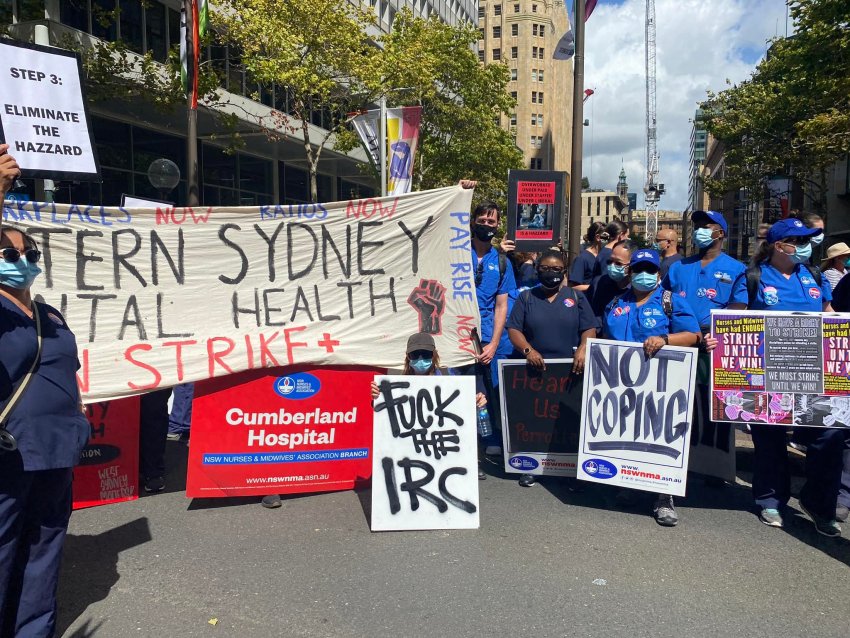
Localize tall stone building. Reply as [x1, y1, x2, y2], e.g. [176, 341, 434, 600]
[478, 0, 573, 173]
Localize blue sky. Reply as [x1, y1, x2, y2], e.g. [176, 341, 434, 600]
[580, 0, 791, 210]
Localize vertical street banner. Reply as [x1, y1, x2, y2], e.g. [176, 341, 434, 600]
[73, 396, 140, 510]
[498, 359, 581, 477]
[351, 110, 381, 168]
[710, 310, 850, 427]
[386, 107, 422, 196]
[578, 339, 698, 496]
[371, 375, 479, 531]
[0, 40, 100, 180]
[186, 366, 380, 498]
[3, 185, 479, 403]
[506, 170, 566, 250]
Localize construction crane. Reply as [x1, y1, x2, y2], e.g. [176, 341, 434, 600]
[644, 0, 664, 243]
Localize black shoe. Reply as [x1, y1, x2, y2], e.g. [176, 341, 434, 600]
[518, 474, 536, 487]
[478, 467, 486, 480]
[143, 476, 165, 493]
[836, 504, 849, 523]
[800, 501, 841, 537]
[261, 494, 282, 509]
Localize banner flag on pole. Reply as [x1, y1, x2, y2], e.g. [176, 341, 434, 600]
[351, 110, 381, 168]
[555, 0, 600, 60]
[352, 106, 422, 195]
[179, 5, 188, 93]
[191, 0, 200, 110]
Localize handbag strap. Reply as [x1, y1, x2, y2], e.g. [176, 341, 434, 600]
[0, 301, 43, 425]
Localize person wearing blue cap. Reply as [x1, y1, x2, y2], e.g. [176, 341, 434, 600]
[602, 249, 702, 526]
[742, 217, 846, 536]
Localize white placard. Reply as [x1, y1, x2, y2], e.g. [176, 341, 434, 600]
[0, 40, 99, 179]
[371, 375, 479, 531]
[578, 339, 698, 497]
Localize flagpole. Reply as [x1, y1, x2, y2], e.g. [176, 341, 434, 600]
[185, 0, 200, 208]
[379, 96, 387, 197]
[567, 0, 586, 263]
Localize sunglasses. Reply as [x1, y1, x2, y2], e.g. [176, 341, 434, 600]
[778, 236, 811, 246]
[408, 350, 432, 361]
[630, 264, 659, 275]
[1, 247, 41, 264]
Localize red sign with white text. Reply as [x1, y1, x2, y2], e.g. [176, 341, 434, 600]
[186, 366, 382, 498]
[73, 397, 140, 510]
[516, 181, 556, 204]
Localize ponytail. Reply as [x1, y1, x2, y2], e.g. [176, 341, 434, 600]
[750, 240, 774, 267]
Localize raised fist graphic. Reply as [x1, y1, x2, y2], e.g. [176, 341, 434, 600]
[407, 279, 447, 335]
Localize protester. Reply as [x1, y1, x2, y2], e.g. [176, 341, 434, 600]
[744, 218, 845, 536]
[512, 251, 539, 288]
[588, 242, 632, 327]
[139, 389, 172, 494]
[602, 249, 701, 526]
[655, 228, 683, 279]
[594, 220, 629, 277]
[0, 147, 92, 637]
[167, 383, 195, 442]
[506, 250, 596, 487]
[820, 242, 850, 291]
[568, 221, 606, 291]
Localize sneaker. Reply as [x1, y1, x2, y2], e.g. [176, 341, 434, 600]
[653, 495, 678, 527]
[800, 501, 842, 538]
[166, 431, 189, 442]
[836, 504, 849, 523]
[143, 476, 165, 493]
[518, 474, 536, 487]
[788, 442, 807, 453]
[261, 494, 282, 509]
[484, 445, 502, 456]
[759, 508, 784, 528]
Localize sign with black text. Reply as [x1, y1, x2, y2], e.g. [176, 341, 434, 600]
[371, 375, 479, 531]
[0, 40, 99, 180]
[578, 339, 698, 496]
[506, 170, 566, 250]
[498, 359, 581, 477]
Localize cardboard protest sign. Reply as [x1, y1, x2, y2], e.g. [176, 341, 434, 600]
[498, 359, 581, 477]
[2, 186, 479, 403]
[0, 40, 99, 180]
[578, 339, 698, 496]
[506, 170, 566, 250]
[186, 366, 379, 498]
[371, 375, 479, 531]
[73, 397, 140, 510]
[710, 310, 850, 427]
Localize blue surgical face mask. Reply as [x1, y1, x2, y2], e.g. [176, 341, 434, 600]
[631, 271, 659, 292]
[607, 263, 628, 282]
[0, 259, 41, 290]
[789, 242, 812, 265]
[693, 228, 716, 249]
[844, 257, 850, 268]
[410, 358, 433, 374]
[809, 233, 824, 246]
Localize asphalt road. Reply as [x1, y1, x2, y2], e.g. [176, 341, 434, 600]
[58, 441, 850, 638]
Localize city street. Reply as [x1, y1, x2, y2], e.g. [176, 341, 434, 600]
[58, 440, 850, 638]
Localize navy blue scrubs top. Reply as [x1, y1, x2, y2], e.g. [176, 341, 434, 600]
[507, 287, 596, 358]
[593, 246, 614, 278]
[568, 249, 598, 286]
[0, 296, 90, 471]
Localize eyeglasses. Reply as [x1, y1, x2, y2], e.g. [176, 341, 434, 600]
[1, 247, 41, 264]
[474, 261, 484, 287]
[779, 236, 811, 246]
[408, 350, 432, 361]
[537, 266, 564, 274]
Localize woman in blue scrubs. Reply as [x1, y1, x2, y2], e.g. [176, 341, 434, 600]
[568, 222, 606, 292]
[744, 218, 845, 536]
[601, 249, 701, 526]
[507, 250, 597, 486]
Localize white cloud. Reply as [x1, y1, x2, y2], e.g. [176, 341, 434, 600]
[580, 0, 790, 210]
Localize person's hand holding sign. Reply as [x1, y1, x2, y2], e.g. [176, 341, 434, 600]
[0, 145, 22, 199]
[643, 335, 667, 358]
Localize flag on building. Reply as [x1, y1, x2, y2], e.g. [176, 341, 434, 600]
[352, 107, 423, 196]
[554, 0, 600, 61]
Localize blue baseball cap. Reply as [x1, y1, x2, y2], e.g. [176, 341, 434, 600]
[691, 210, 728, 234]
[767, 218, 823, 244]
[630, 249, 661, 269]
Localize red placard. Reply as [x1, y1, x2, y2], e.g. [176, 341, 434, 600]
[516, 181, 556, 204]
[186, 366, 382, 498]
[73, 397, 140, 510]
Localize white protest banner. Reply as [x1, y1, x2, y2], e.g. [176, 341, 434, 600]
[2, 186, 480, 403]
[0, 40, 99, 179]
[578, 339, 698, 496]
[371, 375, 479, 531]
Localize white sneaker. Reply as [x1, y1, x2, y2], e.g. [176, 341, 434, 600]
[484, 445, 502, 456]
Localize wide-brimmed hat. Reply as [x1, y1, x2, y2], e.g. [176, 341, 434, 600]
[821, 242, 850, 267]
[406, 332, 436, 354]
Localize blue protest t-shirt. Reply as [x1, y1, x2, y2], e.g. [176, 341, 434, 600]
[569, 249, 598, 286]
[748, 263, 832, 312]
[663, 252, 747, 328]
[0, 296, 90, 471]
[602, 286, 701, 344]
[472, 246, 516, 343]
[507, 287, 596, 359]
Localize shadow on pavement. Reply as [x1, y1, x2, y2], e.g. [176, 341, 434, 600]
[781, 509, 850, 568]
[56, 517, 152, 637]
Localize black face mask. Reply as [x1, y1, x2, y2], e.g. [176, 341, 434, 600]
[538, 271, 564, 289]
[473, 224, 496, 242]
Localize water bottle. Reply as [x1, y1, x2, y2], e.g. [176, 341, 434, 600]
[477, 406, 493, 437]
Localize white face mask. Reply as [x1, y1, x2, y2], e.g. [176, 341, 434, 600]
[810, 233, 824, 246]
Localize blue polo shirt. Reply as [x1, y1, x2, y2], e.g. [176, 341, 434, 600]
[0, 296, 90, 471]
[568, 249, 598, 286]
[663, 252, 747, 328]
[748, 263, 832, 311]
[602, 286, 701, 344]
[507, 287, 596, 358]
[472, 246, 516, 343]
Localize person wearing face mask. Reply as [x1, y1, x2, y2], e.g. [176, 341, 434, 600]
[593, 220, 629, 278]
[569, 221, 606, 291]
[0, 148, 91, 638]
[507, 250, 597, 487]
[588, 243, 632, 329]
[602, 249, 702, 526]
[654, 229, 682, 279]
[740, 218, 847, 536]
[820, 242, 850, 291]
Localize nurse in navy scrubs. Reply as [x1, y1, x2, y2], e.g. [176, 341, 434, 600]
[602, 249, 701, 526]
[0, 148, 90, 637]
[744, 218, 846, 537]
[507, 249, 597, 487]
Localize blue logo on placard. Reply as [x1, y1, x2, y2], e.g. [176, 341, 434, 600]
[509, 455, 539, 471]
[582, 459, 617, 479]
[273, 373, 321, 400]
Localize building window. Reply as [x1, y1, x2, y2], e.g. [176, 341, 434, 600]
[511, 23, 518, 36]
[531, 69, 538, 82]
[510, 114, 517, 126]
[511, 46, 518, 59]
[494, 4, 502, 15]
[61, 0, 89, 32]
[511, 91, 517, 101]
[479, 28, 485, 40]
[532, 46, 538, 58]
[478, 50, 485, 62]
[539, 25, 545, 37]
[529, 135, 536, 148]
[510, 68, 517, 80]
[531, 91, 537, 103]
[514, 3, 520, 12]
[531, 158, 542, 170]
[538, 47, 544, 59]
[493, 26, 501, 38]
[538, 113, 543, 126]
[532, 4, 537, 12]
[538, 69, 544, 82]
[478, 7, 485, 19]
[532, 24, 538, 36]
[492, 48, 501, 61]
[531, 114, 537, 126]
[538, 91, 544, 104]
